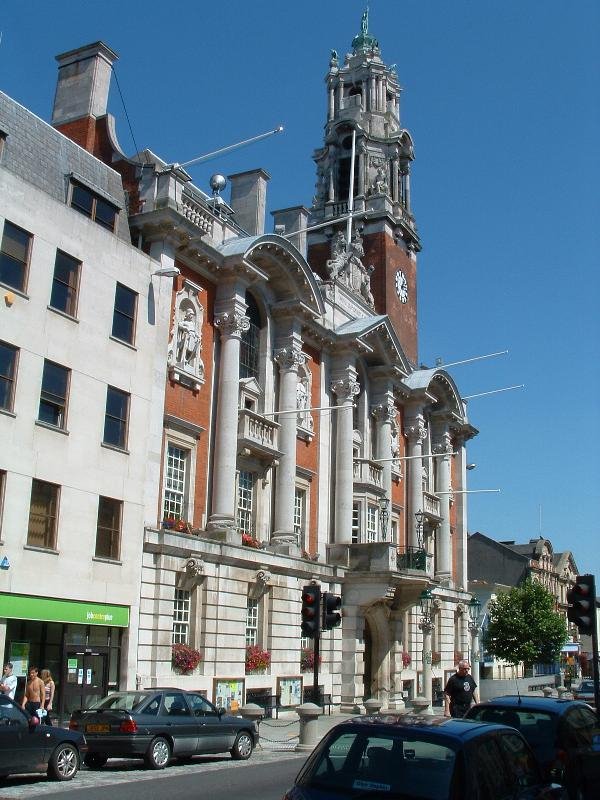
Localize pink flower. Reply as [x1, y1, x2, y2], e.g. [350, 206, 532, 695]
[172, 643, 202, 674]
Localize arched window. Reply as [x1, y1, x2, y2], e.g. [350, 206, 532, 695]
[240, 293, 261, 379]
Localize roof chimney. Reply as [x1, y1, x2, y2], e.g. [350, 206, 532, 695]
[272, 206, 309, 257]
[52, 42, 118, 146]
[228, 169, 270, 236]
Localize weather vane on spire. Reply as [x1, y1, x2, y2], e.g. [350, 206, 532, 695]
[361, 6, 369, 36]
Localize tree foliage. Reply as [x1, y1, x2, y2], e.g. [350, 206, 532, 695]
[483, 579, 568, 667]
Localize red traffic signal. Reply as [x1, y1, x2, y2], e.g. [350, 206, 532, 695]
[322, 592, 342, 630]
[301, 585, 321, 637]
[566, 574, 596, 636]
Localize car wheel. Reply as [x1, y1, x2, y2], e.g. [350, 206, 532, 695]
[230, 731, 253, 760]
[47, 742, 80, 781]
[145, 736, 171, 769]
[84, 753, 108, 769]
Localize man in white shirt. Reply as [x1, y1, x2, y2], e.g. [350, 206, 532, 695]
[0, 662, 17, 699]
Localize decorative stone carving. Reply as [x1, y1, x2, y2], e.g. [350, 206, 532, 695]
[371, 165, 388, 195]
[405, 419, 427, 444]
[274, 346, 306, 372]
[167, 282, 205, 389]
[297, 361, 314, 436]
[214, 311, 250, 339]
[325, 230, 375, 308]
[331, 376, 360, 404]
[185, 557, 205, 578]
[433, 431, 453, 455]
[371, 401, 396, 424]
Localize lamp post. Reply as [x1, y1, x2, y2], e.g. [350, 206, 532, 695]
[468, 595, 482, 691]
[414, 509, 425, 550]
[378, 496, 390, 541]
[418, 587, 434, 711]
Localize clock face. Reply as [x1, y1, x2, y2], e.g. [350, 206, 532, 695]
[395, 269, 408, 303]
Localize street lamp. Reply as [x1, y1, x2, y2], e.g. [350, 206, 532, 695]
[468, 595, 482, 691]
[378, 496, 390, 541]
[414, 509, 425, 550]
[418, 587, 435, 711]
[152, 267, 180, 278]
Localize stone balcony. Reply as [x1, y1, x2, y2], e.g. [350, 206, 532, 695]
[353, 459, 384, 490]
[237, 409, 282, 464]
[423, 491, 442, 523]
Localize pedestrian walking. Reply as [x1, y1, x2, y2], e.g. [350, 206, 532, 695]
[22, 665, 45, 718]
[0, 662, 17, 699]
[444, 659, 479, 718]
[40, 669, 55, 725]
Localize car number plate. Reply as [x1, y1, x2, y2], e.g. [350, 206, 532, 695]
[86, 723, 110, 733]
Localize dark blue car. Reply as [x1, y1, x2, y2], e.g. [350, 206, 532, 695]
[0, 694, 86, 781]
[283, 714, 563, 800]
[466, 695, 600, 799]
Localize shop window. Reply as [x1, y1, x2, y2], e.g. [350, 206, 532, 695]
[0, 341, 18, 412]
[50, 250, 80, 317]
[172, 589, 191, 644]
[38, 359, 70, 429]
[163, 444, 189, 521]
[237, 470, 255, 535]
[27, 479, 59, 550]
[111, 283, 137, 345]
[70, 181, 118, 232]
[103, 386, 130, 449]
[95, 496, 122, 560]
[0, 220, 32, 293]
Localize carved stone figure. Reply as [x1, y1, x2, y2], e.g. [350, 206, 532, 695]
[372, 165, 388, 195]
[176, 309, 200, 366]
[326, 231, 349, 279]
[167, 285, 205, 387]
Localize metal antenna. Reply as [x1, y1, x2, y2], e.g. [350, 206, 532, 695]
[173, 126, 284, 171]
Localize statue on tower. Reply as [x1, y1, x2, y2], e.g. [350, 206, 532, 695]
[361, 8, 369, 35]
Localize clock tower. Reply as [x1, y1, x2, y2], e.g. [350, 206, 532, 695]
[307, 9, 421, 365]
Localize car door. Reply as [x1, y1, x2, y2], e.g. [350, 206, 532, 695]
[496, 731, 546, 798]
[186, 694, 231, 753]
[560, 706, 600, 797]
[467, 733, 515, 800]
[0, 696, 48, 774]
[160, 692, 198, 756]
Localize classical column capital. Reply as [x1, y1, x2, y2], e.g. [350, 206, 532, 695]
[405, 417, 427, 444]
[371, 401, 397, 424]
[214, 311, 250, 339]
[331, 376, 360, 404]
[432, 431, 453, 455]
[274, 346, 306, 372]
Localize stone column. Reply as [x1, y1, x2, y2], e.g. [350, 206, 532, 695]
[358, 142, 366, 198]
[336, 82, 343, 113]
[405, 413, 426, 548]
[454, 433, 469, 590]
[388, 611, 406, 711]
[272, 341, 305, 549]
[340, 602, 365, 713]
[419, 619, 434, 711]
[391, 155, 399, 203]
[207, 304, 249, 534]
[372, 397, 395, 537]
[433, 428, 453, 583]
[370, 76, 376, 111]
[331, 370, 360, 544]
[328, 83, 335, 121]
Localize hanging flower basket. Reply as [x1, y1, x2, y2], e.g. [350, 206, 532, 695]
[242, 533, 261, 549]
[300, 647, 322, 672]
[401, 651, 412, 668]
[172, 643, 202, 675]
[245, 645, 271, 673]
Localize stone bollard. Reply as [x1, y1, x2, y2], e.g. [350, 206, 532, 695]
[364, 698, 383, 716]
[295, 703, 323, 752]
[542, 686, 556, 698]
[239, 703, 264, 748]
[411, 696, 433, 715]
[557, 686, 573, 699]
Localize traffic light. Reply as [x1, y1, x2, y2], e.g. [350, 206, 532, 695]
[322, 592, 342, 630]
[301, 585, 321, 637]
[566, 574, 596, 636]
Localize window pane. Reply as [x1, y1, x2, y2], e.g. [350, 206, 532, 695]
[0, 222, 30, 292]
[111, 284, 137, 343]
[27, 479, 58, 549]
[172, 589, 190, 644]
[237, 471, 254, 535]
[96, 496, 121, 560]
[103, 387, 129, 448]
[163, 444, 187, 520]
[0, 342, 17, 411]
[71, 184, 93, 218]
[95, 197, 117, 231]
[50, 251, 80, 315]
[38, 360, 69, 428]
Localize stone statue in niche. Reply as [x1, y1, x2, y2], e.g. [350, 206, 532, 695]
[325, 230, 375, 308]
[372, 165, 388, 195]
[176, 308, 200, 366]
[167, 287, 205, 387]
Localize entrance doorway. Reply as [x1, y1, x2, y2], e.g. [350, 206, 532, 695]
[62, 647, 108, 717]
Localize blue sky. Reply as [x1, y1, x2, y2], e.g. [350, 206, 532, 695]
[2, 1, 599, 575]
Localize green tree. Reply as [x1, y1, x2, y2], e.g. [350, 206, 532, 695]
[483, 579, 568, 668]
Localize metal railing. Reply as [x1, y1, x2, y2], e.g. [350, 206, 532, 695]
[396, 546, 427, 571]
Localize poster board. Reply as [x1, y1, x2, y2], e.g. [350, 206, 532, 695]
[278, 676, 302, 707]
[213, 678, 244, 713]
[9, 642, 29, 678]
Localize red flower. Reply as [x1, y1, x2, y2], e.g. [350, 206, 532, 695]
[242, 533, 261, 548]
[245, 645, 271, 673]
[301, 647, 322, 671]
[172, 643, 202, 674]
[401, 651, 412, 668]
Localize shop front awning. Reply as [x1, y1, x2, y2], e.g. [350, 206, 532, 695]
[0, 593, 129, 627]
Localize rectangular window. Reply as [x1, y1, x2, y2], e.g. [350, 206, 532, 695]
[111, 283, 137, 344]
[239, 323, 259, 379]
[50, 250, 80, 317]
[0, 470, 5, 539]
[172, 588, 190, 644]
[27, 479, 59, 549]
[70, 182, 118, 231]
[103, 386, 130, 449]
[0, 341, 18, 412]
[352, 502, 361, 544]
[163, 444, 188, 520]
[237, 470, 254, 535]
[0, 221, 32, 292]
[246, 597, 259, 647]
[95, 496, 122, 560]
[367, 504, 378, 543]
[294, 488, 305, 548]
[38, 359, 70, 429]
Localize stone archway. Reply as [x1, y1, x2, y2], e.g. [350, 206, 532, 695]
[362, 603, 392, 703]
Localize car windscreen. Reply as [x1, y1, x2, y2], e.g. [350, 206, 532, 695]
[88, 692, 151, 712]
[297, 729, 457, 800]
